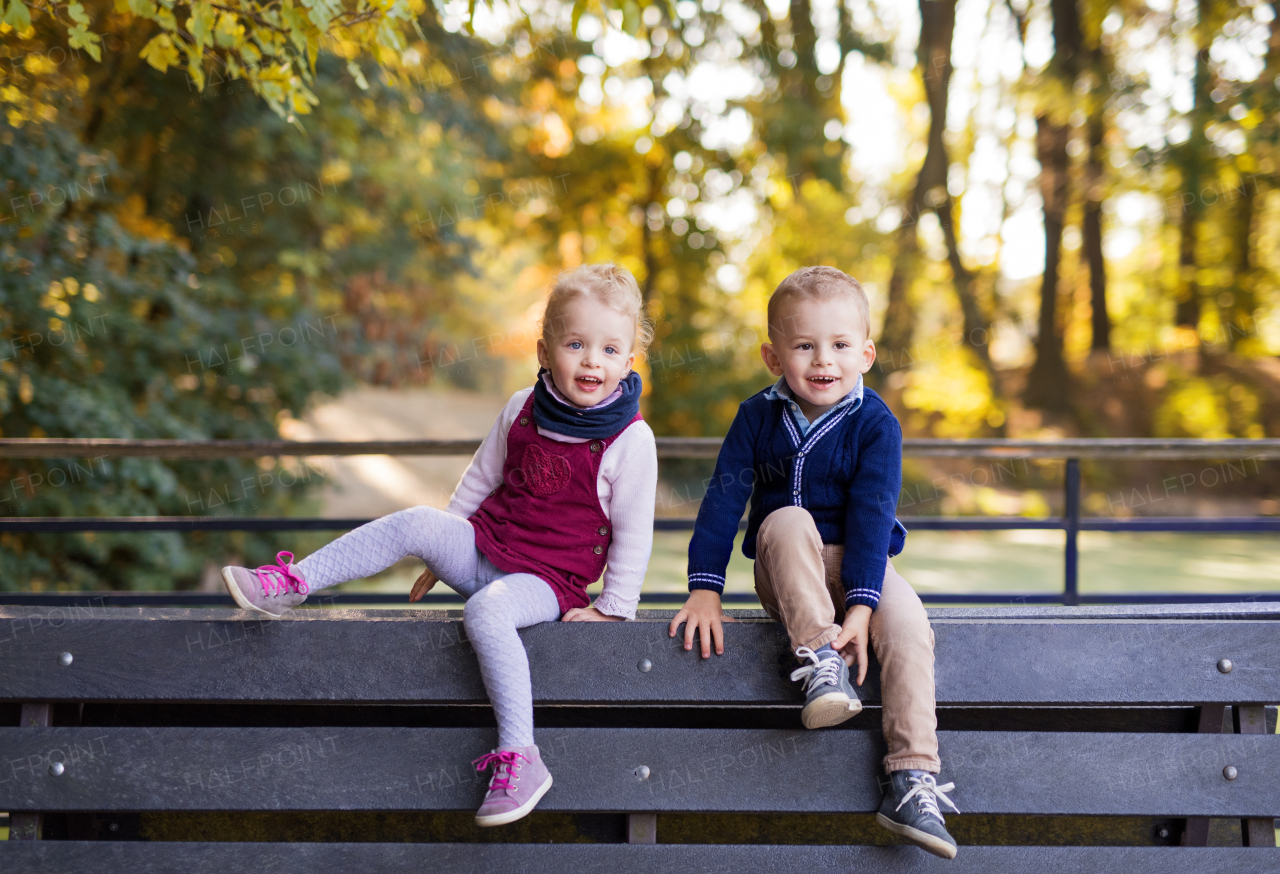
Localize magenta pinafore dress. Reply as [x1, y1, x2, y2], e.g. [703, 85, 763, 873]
[468, 393, 643, 614]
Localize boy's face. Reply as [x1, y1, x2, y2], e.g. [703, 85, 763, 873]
[760, 294, 876, 420]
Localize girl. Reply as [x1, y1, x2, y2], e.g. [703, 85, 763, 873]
[221, 263, 657, 827]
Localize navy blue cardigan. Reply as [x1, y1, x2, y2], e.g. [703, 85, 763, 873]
[686, 384, 907, 609]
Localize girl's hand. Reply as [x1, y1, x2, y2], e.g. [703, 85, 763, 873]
[561, 607, 624, 622]
[409, 568, 438, 602]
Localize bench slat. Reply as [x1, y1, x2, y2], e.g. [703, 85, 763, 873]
[0, 842, 1277, 874]
[1, 610, 1277, 705]
[1, 727, 1276, 817]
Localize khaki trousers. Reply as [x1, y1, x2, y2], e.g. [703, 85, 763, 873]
[753, 505, 941, 773]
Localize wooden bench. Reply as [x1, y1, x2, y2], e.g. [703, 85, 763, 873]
[1, 602, 1277, 871]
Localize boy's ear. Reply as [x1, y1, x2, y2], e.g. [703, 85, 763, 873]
[760, 342, 785, 376]
[859, 338, 877, 374]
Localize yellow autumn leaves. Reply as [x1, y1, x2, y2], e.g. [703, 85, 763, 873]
[10, 0, 431, 121]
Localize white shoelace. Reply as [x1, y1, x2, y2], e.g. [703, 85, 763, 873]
[896, 773, 960, 823]
[790, 646, 843, 693]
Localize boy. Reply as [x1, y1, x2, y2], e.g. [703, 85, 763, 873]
[669, 266, 959, 859]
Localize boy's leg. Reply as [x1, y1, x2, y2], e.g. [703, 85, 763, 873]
[463, 573, 559, 827]
[867, 561, 957, 859]
[755, 506, 860, 729]
[295, 505, 480, 593]
[868, 560, 940, 774]
[753, 506, 841, 651]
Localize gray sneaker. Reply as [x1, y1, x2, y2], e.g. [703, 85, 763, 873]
[222, 551, 310, 618]
[790, 644, 862, 729]
[876, 770, 960, 859]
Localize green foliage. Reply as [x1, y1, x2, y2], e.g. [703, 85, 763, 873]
[0, 118, 344, 590]
[0, 1, 561, 589]
[1154, 369, 1265, 440]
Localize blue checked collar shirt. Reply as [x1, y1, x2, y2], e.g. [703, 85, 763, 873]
[763, 374, 865, 438]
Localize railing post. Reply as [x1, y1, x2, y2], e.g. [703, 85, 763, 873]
[1063, 458, 1080, 606]
[9, 702, 52, 840]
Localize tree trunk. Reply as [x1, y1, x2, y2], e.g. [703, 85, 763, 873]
[1176, 0, 1215, 329]
[1083, 104, 1109, 352]
[1225, 1, 1280, 347]
[760, 0, 843, 187]
[1226, 177, 1255, 349]
[641, 160, 661, 307]
[640, 53, 663, 308]
[1024, 116, 1072, 410]
[1023, 0, 1082, 411]
[880, 187, 925, 375]
[1175, 186, 1201, 329]
[879, 0, 990, 373]
[936, 195, 990, 364]
[1268, 1, 1280, 74]
[921, 0, 990, 366]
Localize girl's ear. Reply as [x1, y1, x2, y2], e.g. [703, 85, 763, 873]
[536, 338, 549, 369]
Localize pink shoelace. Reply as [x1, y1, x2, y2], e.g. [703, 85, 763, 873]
[254, 551, 309, 598]
[473, 750, 527, 794]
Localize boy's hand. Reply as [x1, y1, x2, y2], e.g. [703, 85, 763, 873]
[561, 607, 624, 622]
[668, 589, 738, 658]
[409, 568, 438, 602]
[832, 604, 873, 685]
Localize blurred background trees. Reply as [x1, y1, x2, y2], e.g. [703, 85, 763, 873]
[3, 0, 1280, 589]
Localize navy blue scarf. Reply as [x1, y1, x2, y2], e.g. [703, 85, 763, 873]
[532, 368, 642, 439]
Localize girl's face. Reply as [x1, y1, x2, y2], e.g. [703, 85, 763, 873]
[536, 294, 637, 408]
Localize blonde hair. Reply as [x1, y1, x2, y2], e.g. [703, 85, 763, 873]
[540, 263, 654, 356]
[767, 266, 870, 341]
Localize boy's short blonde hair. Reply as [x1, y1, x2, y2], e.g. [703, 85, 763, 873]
[540, 263, 654, 356]
[767, 266, 870, 342]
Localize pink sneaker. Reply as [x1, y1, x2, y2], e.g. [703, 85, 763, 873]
[221, 551, 310, 618]
[473, 745, 553, 827]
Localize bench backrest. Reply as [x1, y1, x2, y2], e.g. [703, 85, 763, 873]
[2, 605, 1277, 851]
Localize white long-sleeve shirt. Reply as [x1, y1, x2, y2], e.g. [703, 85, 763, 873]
[446, 387, 657, 620]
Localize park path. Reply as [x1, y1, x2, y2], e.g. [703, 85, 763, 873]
[280, 387, 509, 518]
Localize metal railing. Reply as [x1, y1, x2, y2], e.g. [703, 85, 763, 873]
[2, 437, 1279, 606]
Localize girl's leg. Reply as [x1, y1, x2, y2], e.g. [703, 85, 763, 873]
[296, 506, 480, 592]
[462, 573, 560, 749]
